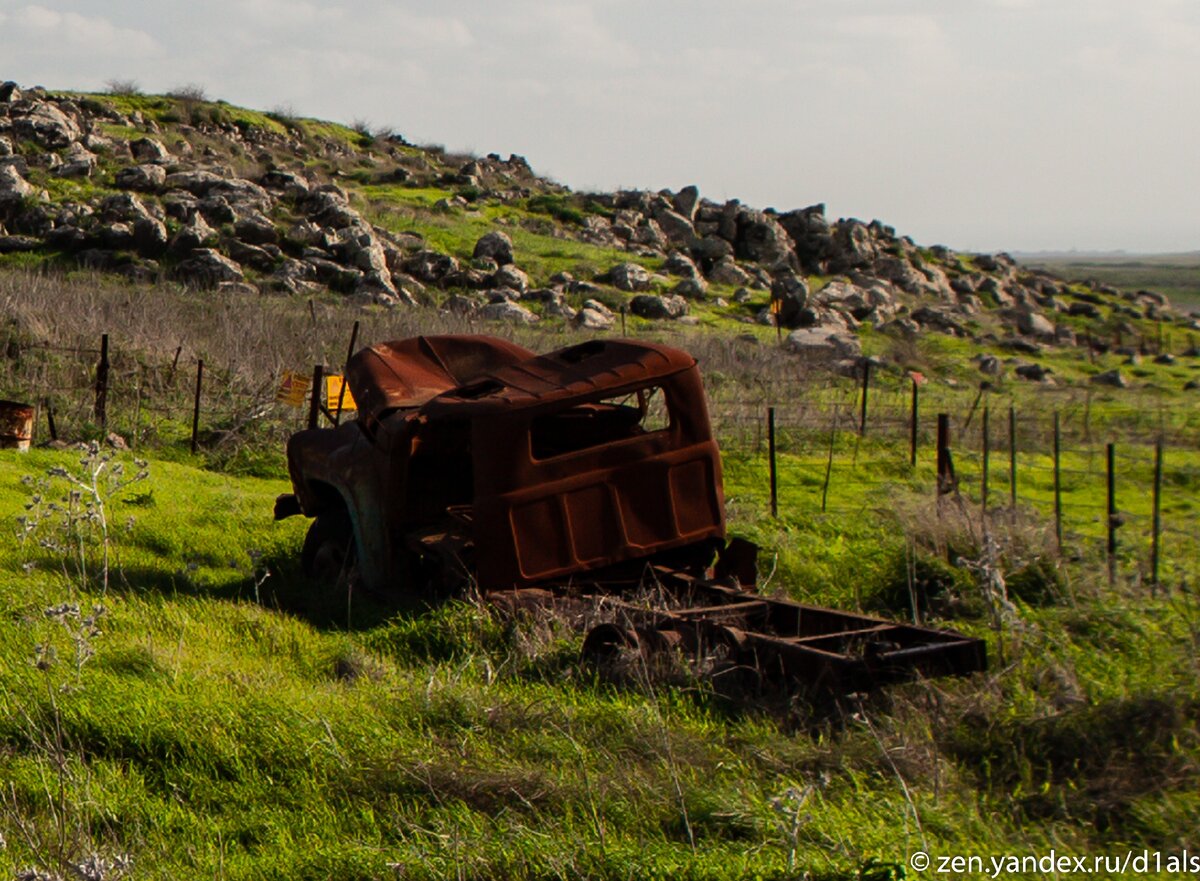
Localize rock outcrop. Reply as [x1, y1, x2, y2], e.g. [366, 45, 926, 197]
[0, 78, 1181, 378]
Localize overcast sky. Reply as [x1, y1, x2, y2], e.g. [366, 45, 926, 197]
[1, 0, 1196, 253]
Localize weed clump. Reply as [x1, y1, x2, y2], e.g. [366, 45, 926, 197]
[947, 692, 1200, 834]
[867, 550, 975, 620]
[1006, 557, 1066, 606]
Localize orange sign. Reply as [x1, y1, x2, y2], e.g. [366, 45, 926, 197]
[276, 371, 311, 407]
[326, 374, 357, 414]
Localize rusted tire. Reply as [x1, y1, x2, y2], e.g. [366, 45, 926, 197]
[301, 511, 357, 588]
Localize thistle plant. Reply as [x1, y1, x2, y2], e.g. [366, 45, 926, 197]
[17, 443, 149, 594]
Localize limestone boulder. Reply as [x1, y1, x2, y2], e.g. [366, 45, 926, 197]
[479, 300, 539, 324]
[630, 293, 688, 320]
[608, 262, 652, 292]
[129, 138, 171, 162]
[473, 230, 514, 266]
[784, 327, 862, 361]
[12, 102, 80, 149]
[176, 248, 244, 287]
[491, 264, 529, 293]
[115, 164, 167, 192]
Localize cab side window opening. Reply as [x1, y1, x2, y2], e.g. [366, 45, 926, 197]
[529, 386, 670, 460]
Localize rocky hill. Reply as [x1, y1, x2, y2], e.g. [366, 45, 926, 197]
[0, 79, 1193, 377]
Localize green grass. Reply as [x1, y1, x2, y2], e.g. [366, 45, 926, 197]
[361, 191, 659, 286]
[2, 347, 1199, 878]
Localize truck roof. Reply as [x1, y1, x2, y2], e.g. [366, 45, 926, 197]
[347, 335, 535, 420]
[347, 335, 698, 422]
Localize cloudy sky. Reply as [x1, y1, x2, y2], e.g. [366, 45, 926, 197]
[1, 0, 1196, 253]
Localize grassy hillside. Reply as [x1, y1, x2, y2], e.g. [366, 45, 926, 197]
[1, 273, 1199, 879]
[1019, 253, 1200, 313]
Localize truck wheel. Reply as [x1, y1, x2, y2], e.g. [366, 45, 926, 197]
[301, 511, 357, 587]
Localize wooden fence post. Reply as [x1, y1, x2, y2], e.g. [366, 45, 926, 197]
[1053, 412, 1063, 552]
[909, 376, 919, 467]
[936, 413, 955, 496]
[1107, 442, 1117, 587]
[44, 397, 57, 442]
[307, 364, 324, 430]
[94, 332, 109, 430]
[333, 320, 360, 427]
[1008, 405, 1017, 509]
[190, 359, 204, 454]
[767, 407, 778, 518]
[858, 360, 870, 437]
[821, 408, 837, 513]
[1151, 440, 1163, 596]
[981, 406, 990, 515]
[168, 345, 183, 387]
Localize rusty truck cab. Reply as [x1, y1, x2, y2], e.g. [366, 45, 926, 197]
[283, 335, 726, 595]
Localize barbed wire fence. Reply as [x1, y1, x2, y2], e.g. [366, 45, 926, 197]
[707, 366, 1200, 594]
[3, 327, 1198, 592]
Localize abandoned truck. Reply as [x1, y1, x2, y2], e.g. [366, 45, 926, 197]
[276, 335, 985, 692]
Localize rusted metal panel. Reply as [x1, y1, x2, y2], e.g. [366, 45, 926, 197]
[347, 335, 534, 423]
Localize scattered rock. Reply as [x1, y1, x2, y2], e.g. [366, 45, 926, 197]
[673, 277, 708, 299]
[0, 233, 40, 253]
[575, 304, 615, 330]
[1015, 308, 1056, 339]
[912, 306, 969, 337]
[0, 165, 39, 204]
[976, 354, 1003, 376]
[115, 164, 167, 192]
[169, 215, 217, 254]
[473, 230, 514, 266]
[999, 337, 1043, 355]
[1091, 369, 1128, 388]
[735, 208, 795, 267]
[131, 217, 169, 255]
[11, 102, 81, 149]
[769, 273, 809, 328]
[129, 138, 171, 162]
[234, 213, 278, 245]
[708, 257, 751, 286]
[226, 239, 278, 272]
[175, 248, 244, 287]
[491, 264, 529, 293]
[663, 250, 699, 279]
[783, 328, 862, 360]
[1015, 363, 1052, 382]
[608, 262, 652, 292]
[629, 293, 688, 320]
[653, 207, 695, 246]
[55, 144, 97, 178]
[404, 249, 459, 284]
[479, 300, 538, 324]
[672, 185, 700, 220]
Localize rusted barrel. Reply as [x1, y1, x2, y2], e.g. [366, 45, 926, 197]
[0, 400, 34, 451]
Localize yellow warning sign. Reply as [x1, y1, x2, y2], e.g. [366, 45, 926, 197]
[326, 374, 357, 414]
[276, 371, 311, 407]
